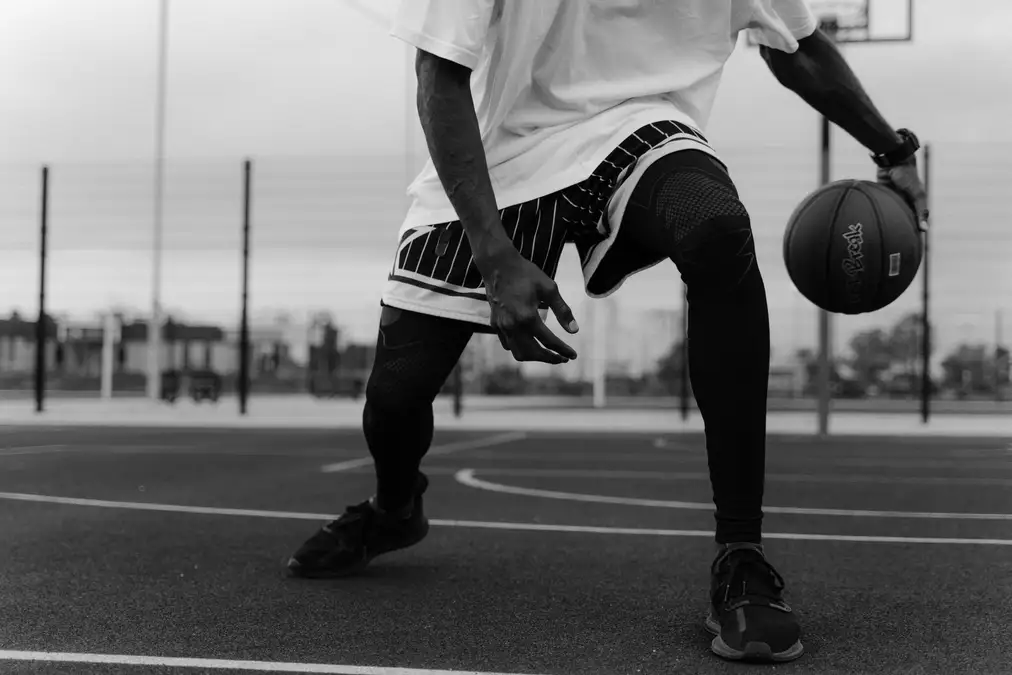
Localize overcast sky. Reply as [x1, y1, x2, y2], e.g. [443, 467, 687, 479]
[1, 0, 1009, 358]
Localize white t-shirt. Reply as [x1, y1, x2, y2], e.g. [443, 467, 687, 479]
[391, 0, 818, 231]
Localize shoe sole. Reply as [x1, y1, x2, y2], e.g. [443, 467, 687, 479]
[286, 520, 430, 579]
[704, 610, 804, 663]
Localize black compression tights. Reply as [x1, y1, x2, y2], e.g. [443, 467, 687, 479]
[362, 307, 472, 511]
[623, 150, 771, 544]
[361, 150, 769, 543]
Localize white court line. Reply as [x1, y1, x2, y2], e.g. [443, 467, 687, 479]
[427, 467, 1012, 487]
[440, 520, 1012, 546]
[0, 491, 332, 520]
[458, 451, 1012, 470]
[0, 444, 68, 457]
[647, 439, 1011, 459]
[455, 469, 1012, 521]
[2, 490, 1012, 546]
[320, 432, 527, 473]
[0, 650, 543, 674]
[97, 445, 350, 459]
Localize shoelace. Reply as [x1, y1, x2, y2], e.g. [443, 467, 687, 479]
[716, 549, 789, 612]
[323, 501, 374, 533]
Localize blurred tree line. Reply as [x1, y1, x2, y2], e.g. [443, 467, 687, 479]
[473, 311, 1010, 401]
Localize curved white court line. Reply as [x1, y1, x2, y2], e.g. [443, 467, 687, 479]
[427, 467, 1012, 487]
[454, 469, 1012, 521]
[2, 490, 1012, 545]
[0, 650, 542, 674]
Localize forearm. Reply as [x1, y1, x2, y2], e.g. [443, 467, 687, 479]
[415, 51, 513, 271]
[760, 30, 902, 154]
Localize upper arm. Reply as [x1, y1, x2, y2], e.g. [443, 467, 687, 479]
[414, 48, 472, 98]
[744, 0, 819, 54]
[391, 0, 498, 71]
[759, 27, 831, 85]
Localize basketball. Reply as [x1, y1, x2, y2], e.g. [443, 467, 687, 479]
[782, 179, 922, 315]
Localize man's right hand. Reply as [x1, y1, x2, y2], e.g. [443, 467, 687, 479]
[414, 51, 578, 363]
[480, 248, 580, 364]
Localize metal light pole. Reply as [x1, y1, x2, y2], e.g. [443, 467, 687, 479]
[239, 159, 252, 415]
[680, 283, 690, 420]
[147, 0, 169, 401]
[816, 114, 832, 436]
[35, 166, 50, 414]
[814, 20, 844, 437]
[920, 143, 932, 421]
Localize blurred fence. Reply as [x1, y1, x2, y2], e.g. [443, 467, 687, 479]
[0, 139, 1009, 413]
[3, 1, 1008, 417]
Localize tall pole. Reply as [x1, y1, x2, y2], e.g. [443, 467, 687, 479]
[920, 143, 931, 423]
[238, 159, 252, 416]
[592, 301, 607, 408]
[816, 113, 832, 437]
[147, 0, 169, 401]
[812, 21, 848, 436]
[101, 312, 116, 400]
[452, 362, 463, 418]
[680, 283, 690, 421]
[998, 311, 1004, 353]
[995, 309, 1003, 401]
[35, 166, 50, 414]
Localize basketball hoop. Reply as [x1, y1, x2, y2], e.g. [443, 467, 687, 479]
[809, 0, 869, 41]
[744, 0, 912, 46]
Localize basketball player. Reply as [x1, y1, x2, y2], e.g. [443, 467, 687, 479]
[288, 0, 928, 663]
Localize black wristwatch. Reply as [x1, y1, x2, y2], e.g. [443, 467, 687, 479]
[871, 128, 920, 168]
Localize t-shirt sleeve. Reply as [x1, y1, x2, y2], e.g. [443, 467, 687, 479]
[745, 0, 819, 53]
[390, 0, 497, 70]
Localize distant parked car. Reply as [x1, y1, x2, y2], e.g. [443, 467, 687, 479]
[160, 370, 181, 403]
[187, 369, 221, 403]
[160, 369, 221, 404]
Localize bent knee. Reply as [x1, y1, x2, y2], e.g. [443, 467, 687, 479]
[631, 153, 759, 290]
[361, 305, 472, 411]
[659, 176, 757, 291]
[679, 212, 758, 290]
[364, 361, 439, 413]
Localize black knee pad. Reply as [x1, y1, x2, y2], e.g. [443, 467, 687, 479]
[676, 212, 757, 293]
[645, 154, 757, 292]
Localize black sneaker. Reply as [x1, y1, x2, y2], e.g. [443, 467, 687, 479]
[286, 473, 430, 578]
[704, 543, 803, 662]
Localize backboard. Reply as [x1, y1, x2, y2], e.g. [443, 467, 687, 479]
[745, 0, 913, 45]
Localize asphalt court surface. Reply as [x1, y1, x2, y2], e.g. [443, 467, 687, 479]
[1, 426, 1011, 675]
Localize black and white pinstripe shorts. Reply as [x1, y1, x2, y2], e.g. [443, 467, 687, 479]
[381, 119, 718, 330]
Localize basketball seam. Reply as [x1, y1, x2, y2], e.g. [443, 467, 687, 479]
[825, 180, 857, 310]
[862, 183, 889, 308]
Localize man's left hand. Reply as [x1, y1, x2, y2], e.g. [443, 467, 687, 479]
[877, 159, 929, 232]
